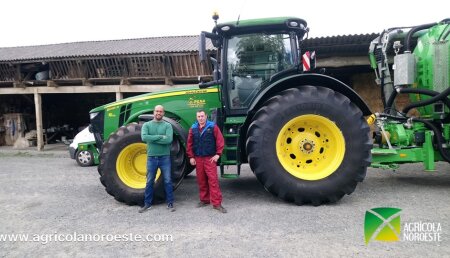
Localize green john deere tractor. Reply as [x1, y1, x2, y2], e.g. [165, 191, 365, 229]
[89, 15, 449, 206]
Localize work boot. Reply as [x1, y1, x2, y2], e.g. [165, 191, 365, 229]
[196, 201, 209, 208]
[167, 203, 176, 212]
[139, 204, 151, 213]
[213, 205, 227, 213]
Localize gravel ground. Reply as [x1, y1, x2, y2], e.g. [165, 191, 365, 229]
[0, 145, 449, 257]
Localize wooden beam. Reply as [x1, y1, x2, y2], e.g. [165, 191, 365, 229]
[120, 78, 129, 85]
[13, 82, 25, 88]
[47, 80, 57, 87]
[33, 89, 44, 151]
[82, 78, 93, 86]
[165, 77, 173, 86]
[317, 56, 370, 67]
[0, 84, 192, 95]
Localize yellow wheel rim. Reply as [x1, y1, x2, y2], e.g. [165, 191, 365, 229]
[116, 143, 160, 189]
[276, 114, 345, 180]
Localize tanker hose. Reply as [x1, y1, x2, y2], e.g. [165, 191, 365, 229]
[380, 72, 386, 107]
[412, 118, 450, 163]
[385, 89, 397, 113]
[443, 30, 450, 40]
[405, 22, 437, 52]
[400, 87, 450, 114]
[380, 113, 408, 121]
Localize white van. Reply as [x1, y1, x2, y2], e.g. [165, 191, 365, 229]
[69, 127, 97, 167]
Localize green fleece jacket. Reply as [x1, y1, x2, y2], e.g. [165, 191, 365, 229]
[141, 120, 173, 156]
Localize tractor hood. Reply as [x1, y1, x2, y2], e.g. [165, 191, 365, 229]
[88, 84, 221, 149]
[89, 85, 202, 113]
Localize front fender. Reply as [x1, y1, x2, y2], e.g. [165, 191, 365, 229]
[138, 114, 188, 144]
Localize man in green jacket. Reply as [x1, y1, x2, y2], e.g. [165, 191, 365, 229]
[139, 105, 175, 213]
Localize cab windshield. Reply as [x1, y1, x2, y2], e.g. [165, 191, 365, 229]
[226, 33, 294, 108]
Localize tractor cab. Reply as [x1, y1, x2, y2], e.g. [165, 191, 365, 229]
[199, 16, 309, 115]
[199, 15, 311, 178]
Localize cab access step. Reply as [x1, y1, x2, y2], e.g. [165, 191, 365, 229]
[219, 117, 244, 179]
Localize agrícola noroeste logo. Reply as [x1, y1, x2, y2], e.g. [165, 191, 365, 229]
[364, 207, 442, 244]
[364, 207, 401, 244]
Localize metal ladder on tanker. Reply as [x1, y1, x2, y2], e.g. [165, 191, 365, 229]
[219, 117, 243, 179]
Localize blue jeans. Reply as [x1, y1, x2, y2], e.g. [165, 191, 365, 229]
[144, 155, 174, 206]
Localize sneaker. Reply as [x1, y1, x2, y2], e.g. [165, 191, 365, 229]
[213, 205, 227, 213]
[196, 201, 209, 208]
[139, 204, 151, 213]
[167, 203, 176, 212]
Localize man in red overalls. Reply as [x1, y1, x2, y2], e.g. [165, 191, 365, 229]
[187, 110, 226, 213]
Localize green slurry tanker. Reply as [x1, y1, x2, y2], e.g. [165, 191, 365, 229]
[89, 15, 450, 206]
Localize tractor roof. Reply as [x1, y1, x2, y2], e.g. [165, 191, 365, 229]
[214, 17, 307, 36]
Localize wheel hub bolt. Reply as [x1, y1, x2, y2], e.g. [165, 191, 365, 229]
[304, 143, 312, 150]
[300, 139, 315, 154]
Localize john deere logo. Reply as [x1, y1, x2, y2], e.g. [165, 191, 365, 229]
[364, 207, 401, 244]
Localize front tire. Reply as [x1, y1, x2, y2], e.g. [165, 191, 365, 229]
[246, 86, 372, 205]
[76, 149, 94, 167]
[98, 123, 188, 205]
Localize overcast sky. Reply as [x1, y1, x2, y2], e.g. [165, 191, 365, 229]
[1, 0, 448, 48]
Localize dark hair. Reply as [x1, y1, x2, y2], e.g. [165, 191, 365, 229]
[196, 109, 206, 114]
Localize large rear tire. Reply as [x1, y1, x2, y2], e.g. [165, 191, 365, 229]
[246, 86, 372, 205]
[98, 123, 188, 205]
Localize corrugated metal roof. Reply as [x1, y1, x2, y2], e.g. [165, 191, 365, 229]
[302, 33, 379, 57]
[0, 33, 380, 62]
[0, 35, 213, 62]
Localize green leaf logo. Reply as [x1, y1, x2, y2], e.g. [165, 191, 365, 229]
[364, 207, 401, 245]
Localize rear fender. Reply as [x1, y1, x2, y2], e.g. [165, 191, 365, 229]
[248, 73, 372, 116]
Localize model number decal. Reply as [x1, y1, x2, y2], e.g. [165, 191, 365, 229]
[185, 89, 209, 95]
[187, 97, 206, 108]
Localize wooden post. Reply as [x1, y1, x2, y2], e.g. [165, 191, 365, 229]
[34, 89, 44, 151]
[164, 77, 173, 86]
[116, 91, 123, 101]
[120, 78, 129, 85]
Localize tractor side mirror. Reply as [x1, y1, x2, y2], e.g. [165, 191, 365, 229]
[199, 57, 222, 89]
[199, 32, 208, 64]
[199, 31, 220, 64]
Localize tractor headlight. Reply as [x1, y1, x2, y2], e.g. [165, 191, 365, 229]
[289, 21, 299, 27]
[90, 112, 99, 120]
